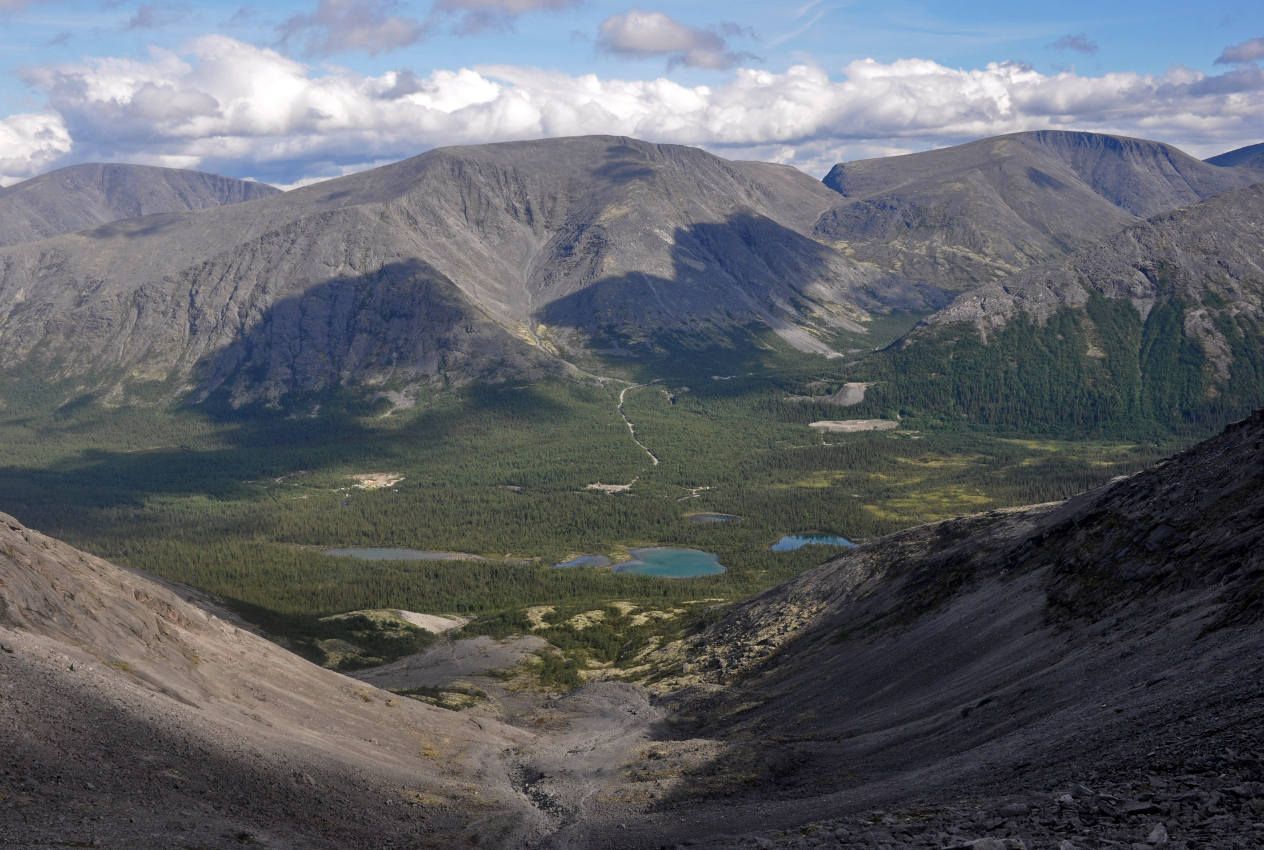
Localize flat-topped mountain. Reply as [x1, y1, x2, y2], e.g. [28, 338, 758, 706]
[0, 162, 278, 248]
[0, 136, 920, 411]
[815, 130, 1261, 291]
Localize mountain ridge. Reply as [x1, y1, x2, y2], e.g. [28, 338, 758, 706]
[0, 162, 278, 248]
[0, 136, 919, 411]
[815, 130, 1261, 292]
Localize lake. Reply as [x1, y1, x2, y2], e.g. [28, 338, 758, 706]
[554, 554, 613, 568]
[769, 534, 856, 552]
[323, 547, 528, 563]
[613, 547, 726, 578]
[687, 513, 740, 523]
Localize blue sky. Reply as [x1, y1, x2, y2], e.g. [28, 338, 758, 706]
[0, 0, 1261, 186]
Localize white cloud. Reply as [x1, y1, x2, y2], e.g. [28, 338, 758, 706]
[1216, 37, 1264, 64]
[597, 9, 749, 69]
[278, 0, 424, 55]
[0, 113, 73, 186]
[6, 37, 1264, 186]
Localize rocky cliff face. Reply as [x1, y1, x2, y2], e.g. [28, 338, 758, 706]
[0, 162, 278, 248]
[816, 131, 1261, 291]
[0, 137, 921, 410]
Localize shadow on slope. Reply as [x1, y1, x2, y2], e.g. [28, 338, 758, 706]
[535, 212, 941, 381]
[618, 410, 1264, 846]
[190, 258, 554, 415]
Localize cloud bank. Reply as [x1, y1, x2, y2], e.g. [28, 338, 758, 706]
[6, 36, 1264, 185]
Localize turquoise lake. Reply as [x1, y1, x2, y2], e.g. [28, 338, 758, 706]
[769, 534, 856, 552]
[554, 554, 613, 568]
[613, 547, 726, 578]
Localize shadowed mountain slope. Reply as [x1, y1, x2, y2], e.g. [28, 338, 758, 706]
[602, 409, 1264, 848]
[1206, 141, 1264, 170]
[0, 510, 540, 848]
[0, 137, 920, 410]
[0, 163, 278, 248]
[815, 131, 1261, 291]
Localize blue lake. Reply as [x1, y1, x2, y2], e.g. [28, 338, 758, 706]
[613, 547, 726, 578]
[769, 534, 856, 552]
[554, 554, 613, 569]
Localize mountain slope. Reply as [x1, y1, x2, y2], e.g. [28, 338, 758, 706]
[0, 162, 278, 248]
[858, 180, 1264, 434]
[609, 409, 1264, 848]
[0, 137, 921, 411]
[815, 130, 1260, 291]
[0, 510, 538, 848]
[1206, 141, 1264, 170]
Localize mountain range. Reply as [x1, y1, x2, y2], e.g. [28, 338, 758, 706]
[0, 130, 1260, 425]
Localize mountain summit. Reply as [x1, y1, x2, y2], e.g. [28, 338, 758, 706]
[816, 130, 1260, 291]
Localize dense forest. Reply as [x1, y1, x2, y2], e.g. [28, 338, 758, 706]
[848, 294, 1264, 438]
[0, 369, 1182, 668]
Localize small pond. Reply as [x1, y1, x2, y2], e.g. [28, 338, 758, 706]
[687, 512, 741, 524]
[554, 554, 614, 569]
[323, 547, 525, 563]
[613, 547, 726, 578]
[769, 534, 856, 552]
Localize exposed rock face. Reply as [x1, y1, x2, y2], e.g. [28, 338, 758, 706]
[586, 410, 1264, 848]
[0, 137, 925, 410]
[0, 162, 278, 248]
[0, 511, 538, 848]
[816, 131, 1260, 291]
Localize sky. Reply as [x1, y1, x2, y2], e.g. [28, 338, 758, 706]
[0, 0, 1262, 187]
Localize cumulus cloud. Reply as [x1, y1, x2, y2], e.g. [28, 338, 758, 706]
[432, 0, 579, 35]
[0, 113, 73, 186]
[7, 36, 1264, 185]
[1216, 37, 1264, 64]
[278, 0, 424, 55]
[597, 9, 750, 69]
[1048, 33, 1098, 55]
